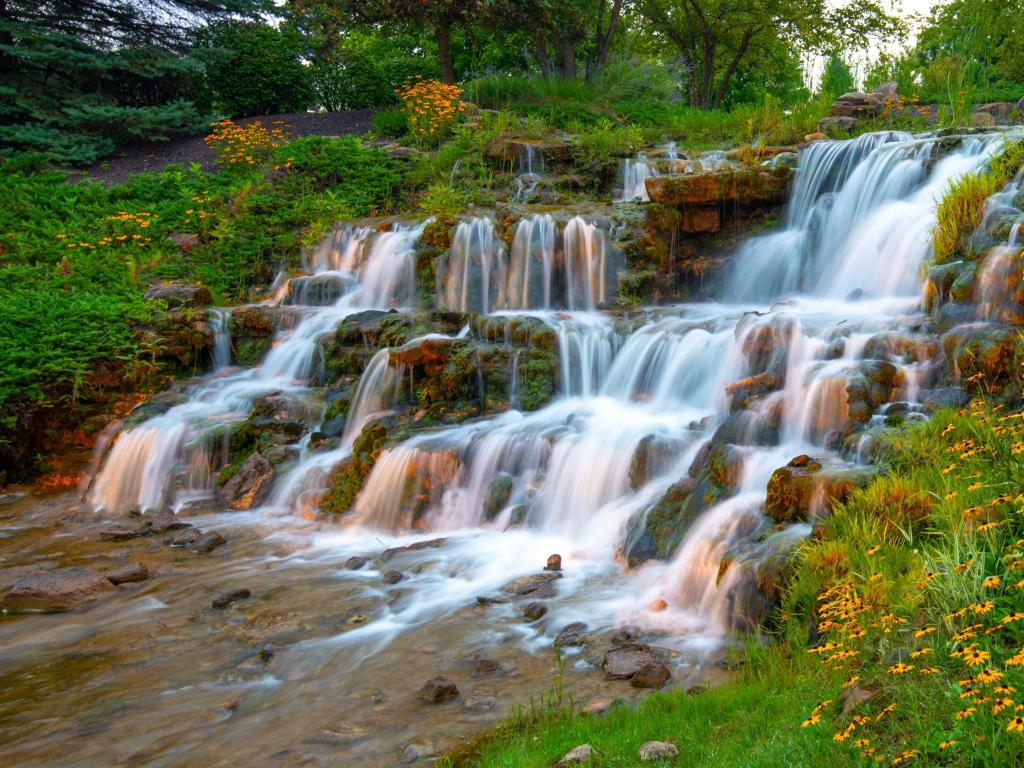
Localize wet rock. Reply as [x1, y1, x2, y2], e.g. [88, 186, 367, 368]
[218, 453, 275, 511]
[502, 571, 561, 595]
[725, 372, 780, 412]
[920, 387, 970, 413]
[522, 601, 548, 620]
[105, 562, 149, 585]
[381, 570, 405, 585]
[942, 324, 1022, 390]
[764, 457, 872, 524]
[632, 661, 671, 689]
[545, 554, 562, 572]
[310, 724, 367, 746]
[418, 676, 459, 704]
[144, 280, 212, 308]
[638, 741, 678, 761]
[145, 510, 191, 533]
[165, 527, 202, 546]
[259, 643, 276, 661]
[212, 588, 251, 609]
[556, 744, 595, 766]
[649, 598, 668, 612]
[344, 556, 369, 570]
[1, 567, 116, 612]
[645, 168, 791, 208]
[99, 524, 149, 541]
[603, 642, 661, 679]
[554, 622, 589, 648]
[472, 656, 505, 677]
[192, 531, 225, 554]
[482, 472, 514, 521]
[622, 477, 703, 567]
[476, 594, 511, 605]
[610, 626, 640, 645]
[400, 740, 435, 764]
[379, 537, 447, 562]
[628, 433, 685, 489]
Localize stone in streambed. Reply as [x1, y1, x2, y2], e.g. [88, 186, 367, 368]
[554, 622, 588, 648]
[105, 562, 149, 585]
[602, 642, 661, 679]
[472, 655, 505, 677]
[418, 676, 459, 704]
[522, 601, 547, 620]
[212, 588, 251, 609]
[631, 661, 671, 689]
[165, 527, 202, 546]
[502, 571, 561, 596]
[344, 556, 369, 570]
[1, 567, 116, 613]
[545, 553, 562, 571]
[381, 570, 404, 584]
[99, 524, 149, 541]
[638, 741, 678, 761]
[191, 531, 225, 554]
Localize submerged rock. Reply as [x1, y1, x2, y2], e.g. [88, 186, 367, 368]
[192, 531, 226, 554]
[212, 588, 251, 609]
[1, 567, 116, 612]
[104, 562, 149, 585]
[602, 642, 661, 679]
[418, 676, 459, 704]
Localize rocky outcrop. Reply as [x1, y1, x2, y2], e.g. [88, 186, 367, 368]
[218, 453, 275, 510]
[144, 281, 212, 308]
[1, 567, 116, 612]
[764, 455, 873, 524]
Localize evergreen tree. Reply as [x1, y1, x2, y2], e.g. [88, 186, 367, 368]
[0, 0, 267, 165]
[820, 52, 855, 101]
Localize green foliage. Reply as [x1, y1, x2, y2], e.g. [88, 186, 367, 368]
[199, 22, 313, 117]
[820, 53, 855, 101]
[371, 109, 409, 138]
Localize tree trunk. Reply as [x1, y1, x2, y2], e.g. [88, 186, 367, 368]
[558, 37, 576, 78]
[590, 0, 624, 76]
[436, 20, 455, 84]
[534, 29, 551, 78]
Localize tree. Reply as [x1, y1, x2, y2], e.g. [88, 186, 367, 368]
[0, 0, 267, 164]
[637, 0, 902, 109]
[820, 52, 855, 101]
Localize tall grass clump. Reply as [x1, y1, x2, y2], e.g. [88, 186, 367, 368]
[934, 138, 1024, 265]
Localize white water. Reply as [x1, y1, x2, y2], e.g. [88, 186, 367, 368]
[90, 129, 1021, 660]
[616, 155, 656, 201]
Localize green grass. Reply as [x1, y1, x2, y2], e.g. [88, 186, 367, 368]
[461, 401, 1024, 768]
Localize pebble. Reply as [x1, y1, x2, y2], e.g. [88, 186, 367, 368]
[418, 676, 459, 704]
[544, 553, 562, 571]
[556, 744, 594, 766]
[381, 570, 404, 584]
[649, 598, 668, 611]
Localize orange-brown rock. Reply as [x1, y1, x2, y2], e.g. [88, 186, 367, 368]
[645, 168, 792, 208]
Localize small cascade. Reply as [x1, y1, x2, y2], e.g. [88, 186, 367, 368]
[209, 308, 232, 371]
[976, 169, 1024, 323]
[441, 217, 506, 314]
[616, 155, 656, 201]
[437, 215, 611, 313]
[507, 214, 556, 309]
[513, 144, 546, 203]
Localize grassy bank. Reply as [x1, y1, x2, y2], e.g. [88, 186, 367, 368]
[459, 401, 1024, 768]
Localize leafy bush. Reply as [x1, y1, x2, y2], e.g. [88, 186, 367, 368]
[200, 22, 313, 117]
[372, 109, 409, 138]
[310, 49, 393, 111]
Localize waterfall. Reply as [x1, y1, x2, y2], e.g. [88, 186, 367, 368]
[209, 308, 232, 371]
[88, 128, 1022, 653]
[90, 224, 424, 515]
[617, 156, 656, 201]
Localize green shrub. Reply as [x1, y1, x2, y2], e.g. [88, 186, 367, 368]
[200, 22, 313, 117]
[372, 109, 409, 138]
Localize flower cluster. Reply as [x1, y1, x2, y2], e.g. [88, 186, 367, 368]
[205, 119, 290, 168]
[397, 78, 465, 145]
[800, 402, 1024, 764]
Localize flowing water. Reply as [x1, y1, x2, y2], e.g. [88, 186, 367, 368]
[4, 129, 1023, 766]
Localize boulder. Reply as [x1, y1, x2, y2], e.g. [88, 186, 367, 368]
[638, 741, 679, 762]
[418, 676, 459, 704]
[621, 476, 704, 567]
[502, 572, 561, 595]
[218, 453, 274, 511]
[725, 372, 780, 412]
[554, 622, 588, 648]
[344, 556, 369, 570]
[522, 601, 547, 620]
[631, 661, 671, 688]
[817, 116, 858, 136]
[645, 168, 791, 208]
[1, 567, 116, 612]
[105, 562, 149, 585]
[144, 281, 212, 308]
[602, 642, 661, 679]
[192, 531, 225, 554]
[382, 570, 405, 585]
[765, 457, 873, 524]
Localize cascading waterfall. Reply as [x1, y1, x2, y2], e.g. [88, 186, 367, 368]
[616, 155, 656, 201]
[88, 129, 1023, 657]
[209, 308, 232, 371]
[90, 224, 424, 515]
